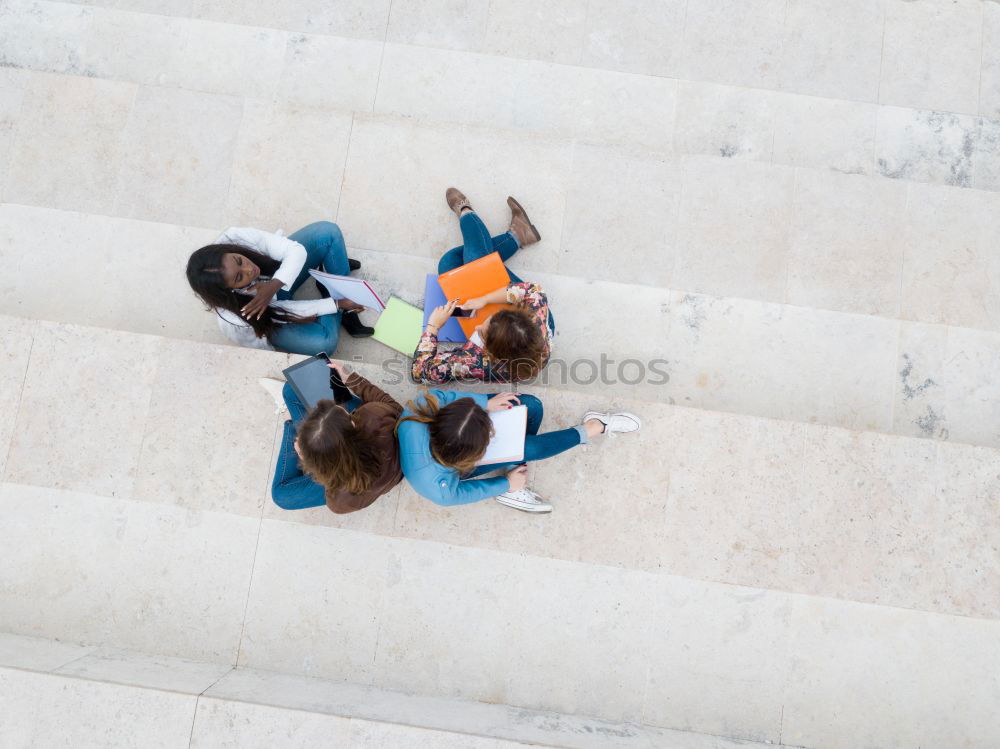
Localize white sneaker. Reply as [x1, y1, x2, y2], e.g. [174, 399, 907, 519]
[495, 488, 553, 513]
[583, 410, 642, 435]
[258, 377, 288, 414]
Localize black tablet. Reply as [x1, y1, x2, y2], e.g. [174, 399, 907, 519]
[282, 354, 353, 409]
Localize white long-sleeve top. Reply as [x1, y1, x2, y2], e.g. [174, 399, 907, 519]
[213, 227, 339, 350]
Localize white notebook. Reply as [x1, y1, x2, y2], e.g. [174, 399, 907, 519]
[476, 404, 527, 466]
[309, 269, 385, 311]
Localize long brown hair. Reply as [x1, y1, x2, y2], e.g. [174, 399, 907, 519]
[483, 306, 545, 381]
[297, 400, 381, 497]
[396, 393, 493, 475]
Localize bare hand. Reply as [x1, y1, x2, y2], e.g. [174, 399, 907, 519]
[337, 299, 365, 312]
[240, 279, 283, 320]
[428, 299, 457, 329]
[487, 392, 520, 412]
[461, 296, 486, 312]
[506, 465, 528, 491]
[327, 361, 351, 381]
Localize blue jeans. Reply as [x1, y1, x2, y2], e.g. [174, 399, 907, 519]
[269, 221, 351, 356]
[467, 394, 583, 477]
[271, 382, 362, 510]
[438, 212, 555, 333]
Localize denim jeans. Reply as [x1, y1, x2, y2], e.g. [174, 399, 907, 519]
[438, 212, 555, 333]
[467, 394, 583, 477]
[271, 382, 362, 510]
[269, 221, 351, 356]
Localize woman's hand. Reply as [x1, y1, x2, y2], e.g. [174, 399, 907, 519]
[487, 392, 520, 412]
[240, 279, 283, 320]
[427, 299, 457, 329]
[506, 465, 528, 491]
[337, 299, 365, 312]
[327, 361, 351, 381]
[460, 296, 487, 312]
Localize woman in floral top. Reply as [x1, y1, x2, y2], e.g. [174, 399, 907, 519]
[412, 188, 554, 385]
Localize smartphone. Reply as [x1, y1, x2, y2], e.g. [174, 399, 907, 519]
[317, 353, 354, 404]
[451, 306, 475, 318]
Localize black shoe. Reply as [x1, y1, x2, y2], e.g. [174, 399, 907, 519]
[348, 258, 361, 272]
[341, 310, 374, 338]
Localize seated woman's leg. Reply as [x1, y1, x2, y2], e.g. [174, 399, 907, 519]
[282, 382, 309, 424]
[271, 420, 326, 510]
[438, 230, 521, 274]
[282, 221, 351, 296]
[269, 314, 341, 356]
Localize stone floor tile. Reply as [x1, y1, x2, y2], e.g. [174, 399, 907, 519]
[0, 315, 34, 479]
[771, 93, 877, 176]
[484, 0, 585, 65]
[937, 326, 1000, 449]
[982, 3, 1000, 119]
[349, 720, 523, 749]
[0, 0, 94, 76]
[163, 18, 287, 99]
[3, 71, 135, 214]
[893, 321, 951, 442]
[3, 668, 197, 749]
[116, 86, 242, 228]
[664, 291, 899, 432]
[875, 105, 978, 188]
[642, 578, 792, 743]
[0, 68, 27, 188]
[0, 484, 128, 644]
[880, 0, 982, 115]
[79, 5, 186, 86]
[778, 0, 885, 102]
[132, 338, 288, 516]
[673, 82, 776, 162]
[386, 0, 490, 52]
[276, 33, 382, 112]
[901, 182, 1000, 330]
[499, 561, 654, 722]
[782, 596, 1000, 748]
[226, 101, 353, 231]
[0, 666, 45, 747]
[239, 521, 389, 681]
[283, 0, 391, 40]
[572, 67, 677, 153]
[579, 0, 685, 77]
[192, 698, 353, 749]
[558, 143, 680, 288]
[56, 647, 232, 693]
[673, 157, 794, 303]
[5, 323, 159, 498]
[82, 0, 194, 13]
[679, 0, 786, 90]
[338, 115, 571, 274]
[972, 116, 1000, 191]
[787, 169, 907, 316]
[0, 631, 94, 672]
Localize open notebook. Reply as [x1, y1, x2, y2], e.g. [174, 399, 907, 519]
[309, 269, 385, 311]
[476, 404, 528, 466]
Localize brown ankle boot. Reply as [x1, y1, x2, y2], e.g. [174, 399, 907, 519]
[506, 196, 541, 247]
[445, 187, 473, 217]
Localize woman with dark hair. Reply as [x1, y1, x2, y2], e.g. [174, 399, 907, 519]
[186, 221, 373, 355]
[411, 189, 554, 384]
[396, 390, 641, 513]
[268, 362, 403, 513]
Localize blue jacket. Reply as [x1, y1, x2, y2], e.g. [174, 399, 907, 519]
[397, 389, 509, 505]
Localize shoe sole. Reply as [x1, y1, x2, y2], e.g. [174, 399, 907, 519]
[495, 498, 553, 513]
[583, 411, 642, 432]
[507, 196, 541, 243]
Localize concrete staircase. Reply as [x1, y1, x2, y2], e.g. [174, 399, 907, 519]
[1, 1, 999, 747]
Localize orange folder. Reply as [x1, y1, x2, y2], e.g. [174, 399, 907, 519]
[437, 252, 511, 337]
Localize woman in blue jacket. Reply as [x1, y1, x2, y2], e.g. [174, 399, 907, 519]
[395, 390, 641, 513]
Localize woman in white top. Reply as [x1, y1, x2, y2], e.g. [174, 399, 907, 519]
[186, 221, 373, 354]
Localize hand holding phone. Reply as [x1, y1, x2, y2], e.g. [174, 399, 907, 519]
[318, 353, 354, 404]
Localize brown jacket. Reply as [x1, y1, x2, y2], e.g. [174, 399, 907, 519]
[325, 372, 403, 514]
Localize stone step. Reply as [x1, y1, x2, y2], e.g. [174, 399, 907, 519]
[2, 484, 998, 748]
[1, 315, 997, 621]
[2, 203, 998, 450]
[21, 0, 1000, 121]
[2, 0, 1000, 199]
[0, 635, 789, 749]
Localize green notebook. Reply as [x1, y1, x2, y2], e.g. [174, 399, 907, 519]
[372, 297, 424, 356]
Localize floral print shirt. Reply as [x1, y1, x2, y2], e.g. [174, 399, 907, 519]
[411, 281, 551, 384]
